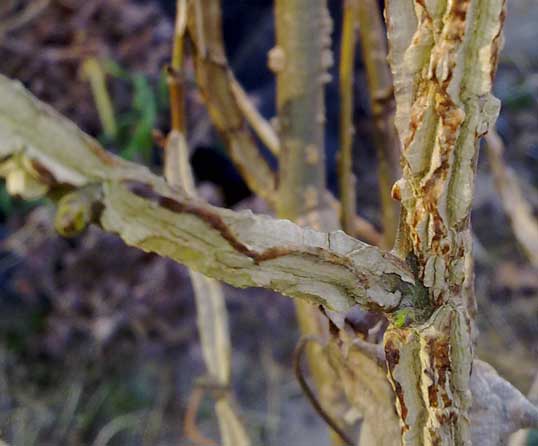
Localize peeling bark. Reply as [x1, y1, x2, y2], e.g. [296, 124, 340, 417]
[384, 1, 507, 444]
[0, 1, 534, 443]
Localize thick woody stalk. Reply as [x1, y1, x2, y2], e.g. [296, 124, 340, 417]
[3, 59, 538, 445]
[272, 0, 332, 224]
[384, 1, 506, 444]
[356, 0, 401, 249]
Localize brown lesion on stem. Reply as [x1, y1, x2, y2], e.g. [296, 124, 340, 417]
[123, 179, 394, 294]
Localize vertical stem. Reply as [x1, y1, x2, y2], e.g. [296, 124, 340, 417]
[383, 1, 507, 444]
[166, 3, 249, 445]
[338, 0, 358, 235]
[81, 58, 118, 140]
[356, 0, 401, 249]
[273, 0, 332, 223]
[168, 0, 188, 133]
[185, 0, 277, 205]
[272, 1, 344, 444]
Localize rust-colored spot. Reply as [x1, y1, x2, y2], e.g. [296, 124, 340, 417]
[391, 182, 402, 201]
[489, 6, 507, 84]
[384, 340, 400, 371]
[426, 335, 452, 408]
[394, 380, 408, 424]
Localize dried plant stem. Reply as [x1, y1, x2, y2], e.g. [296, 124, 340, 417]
[167, 4, 249, 445]
[168, 0, 188, 133]
[273, 1, 347, 444]
[81, 58, 117, 139]
[186, 0, 277, 206]
[356, 0, 401, 249]
[485, 129, 538, 267]
[293, 337, 354, 446]
[183, 387, 218, 446]
[229, 77, 280, 157]
[338, 0, 358, 235]
[4, 62, 538, 445]
[385, 1, 506, 443]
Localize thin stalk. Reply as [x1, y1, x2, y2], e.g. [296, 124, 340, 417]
[485, 129, 538, 267]
[356, 0, 401, 249]
[168, 0, 188, 133]
[338, 0, 358, 235]
[229, 77, 280, 156]
[166, 3, 250, 445]
[81, 58, 118, 140]
[185, 0, 277, 206]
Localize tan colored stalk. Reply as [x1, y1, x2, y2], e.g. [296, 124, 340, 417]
[185, 0, 277, 206]
[166, 5, 249, 444]
[229, 78, 280, 157]
[81, 58, 118, 139]
[485, 130, 538, 266]
[167, 0, 187, 134]
[356, 0, 401, 249]
[384, 1, 506, 444]
[337, 5, 401, 442]
[338, 0, 358, 235]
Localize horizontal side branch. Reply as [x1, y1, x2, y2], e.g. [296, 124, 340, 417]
[0, 74, 415, 313]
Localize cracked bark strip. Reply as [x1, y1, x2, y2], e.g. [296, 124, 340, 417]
[387, 0, 505, 296]
[0, 74, 415, 315]
[385, 304, 472, 446]
[384, 1, 507, 445]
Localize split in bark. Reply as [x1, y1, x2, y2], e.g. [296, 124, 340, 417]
[384, 1, 507, 443]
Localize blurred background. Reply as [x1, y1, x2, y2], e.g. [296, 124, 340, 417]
[0, 0, 537, 445]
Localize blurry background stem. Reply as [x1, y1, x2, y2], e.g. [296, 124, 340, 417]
[485, 129, 538, 267]
[356, 0, 401, 249]
[81, 57, 118, 140]
[165, 2, 250, 445]
[273, 0, 346, 444]
[338, 0, 358, 235]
